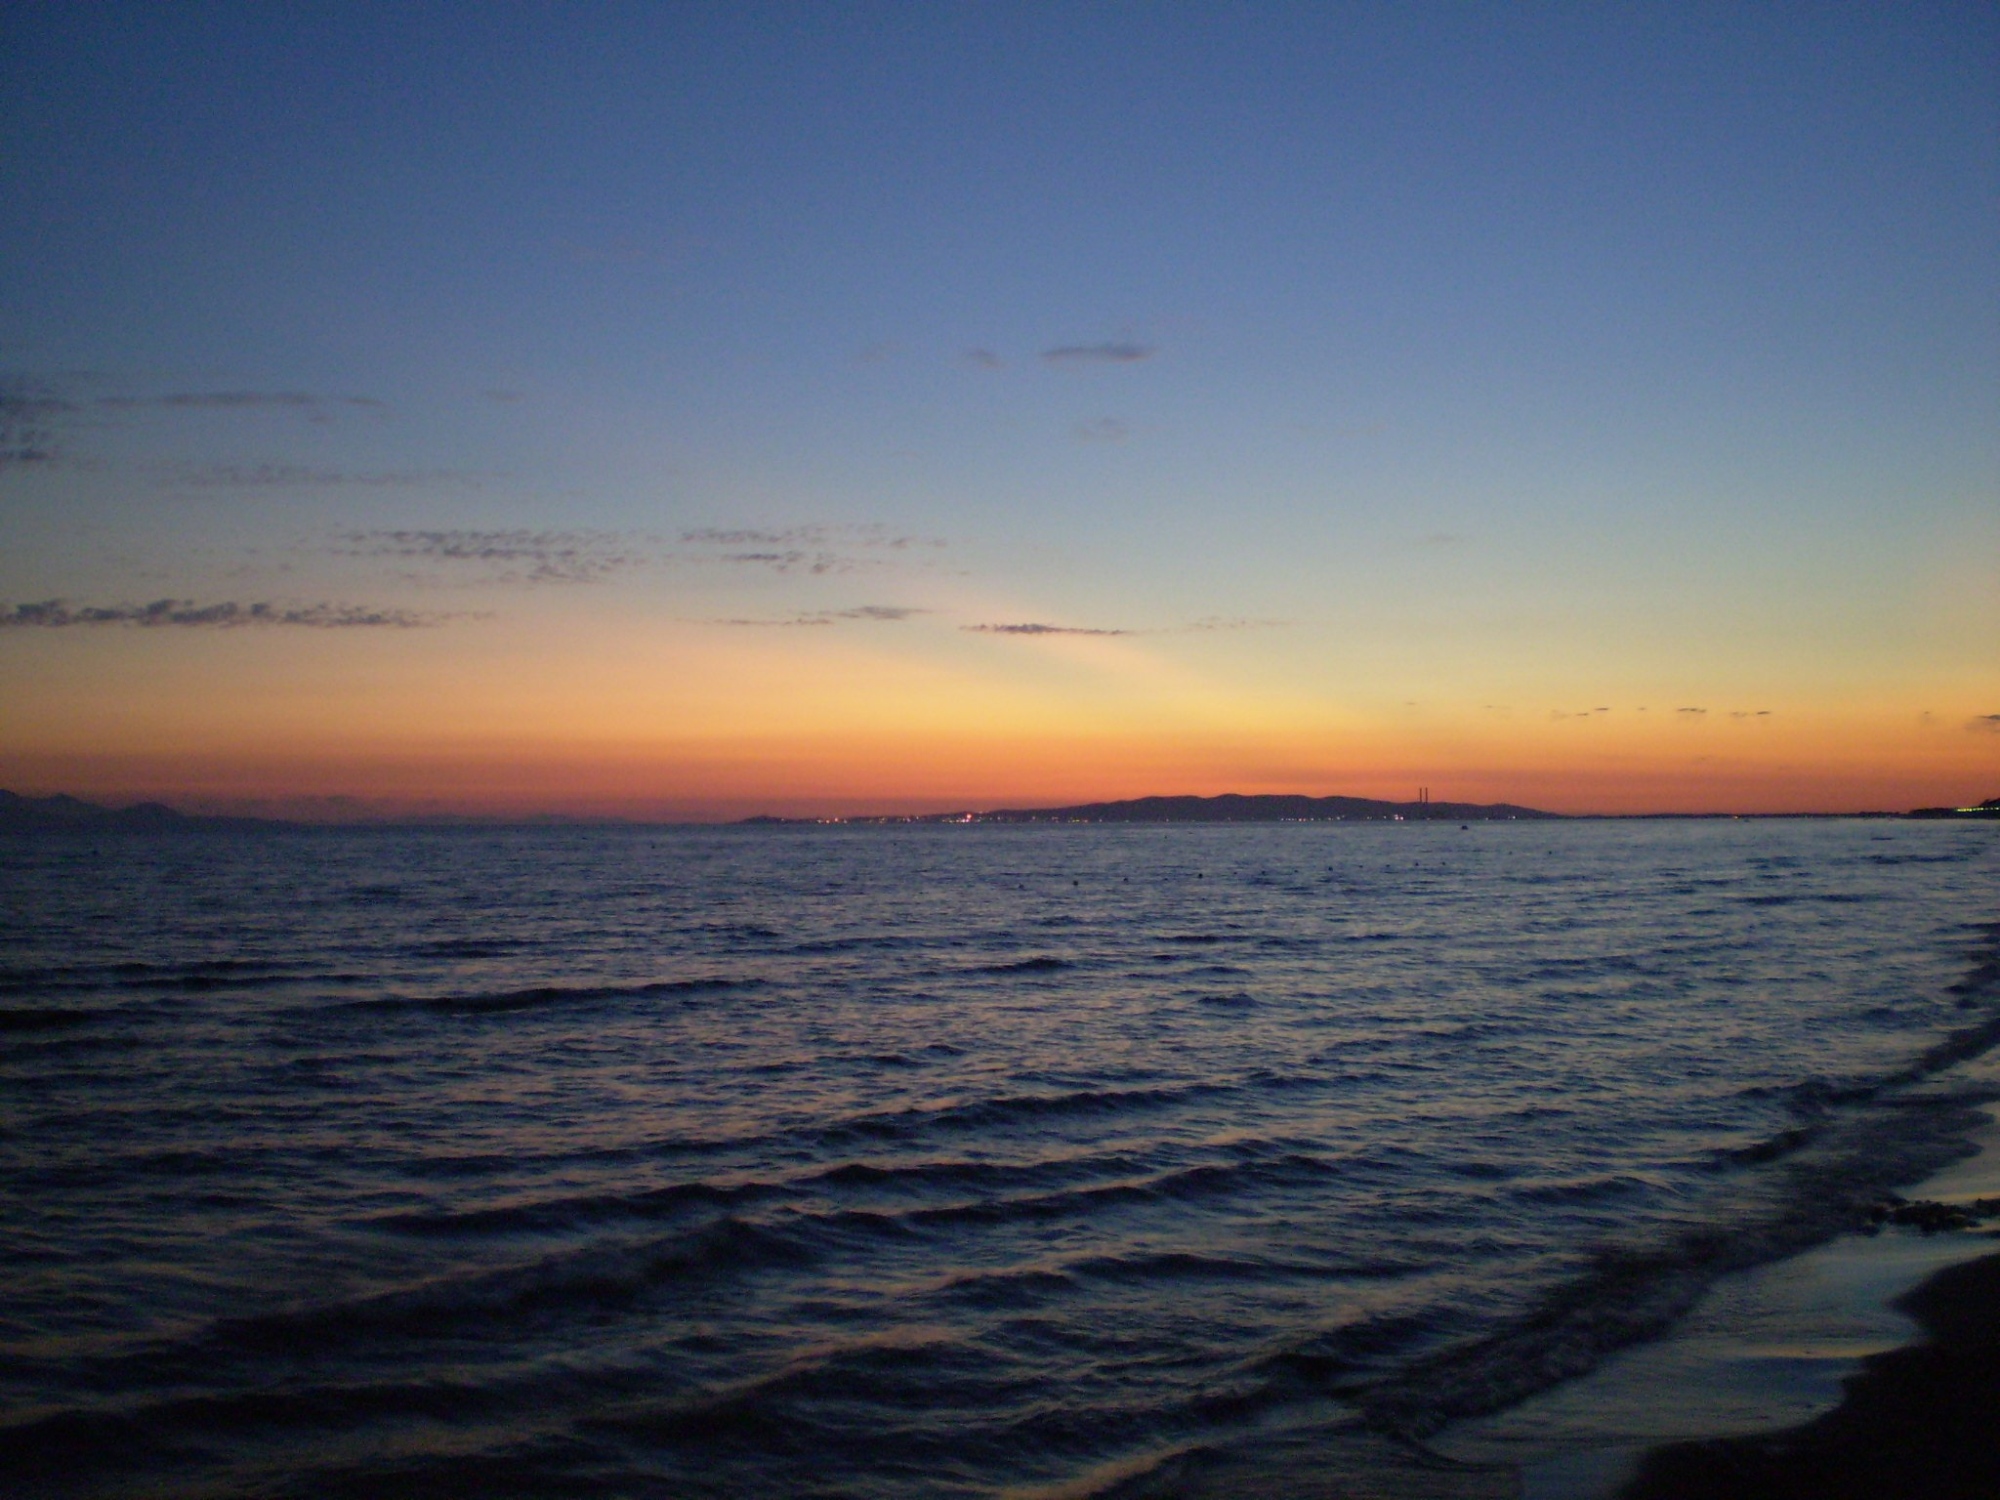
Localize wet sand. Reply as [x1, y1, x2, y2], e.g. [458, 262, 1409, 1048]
[1619, 1247, 2000, 1499]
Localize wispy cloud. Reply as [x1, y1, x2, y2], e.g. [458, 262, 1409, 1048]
[97, 391, 386, 418]
[1042, 342, 1155, 365]
[708, 550, 852, 575]
[0, 390, 78, 417]
[834, 605, 925, 622]
[677, 525, 947, 575]
[964, 615, 1277, 638]
[1729, 710, 1773, 720]
[1677, 707, 1707, 716]
[1073, 417, 1129, 443]
[963, 348, 1004, 369]
[0, 599, 443, 628]
[336, 529, 639, 584]
[963, 621, 1133, 637]
[1183, 616, 1288, 632]
[0, 386, 78, 469]
[1, 376, 390, 468]
[172, 464, 483, 489]
[679, 525, 943, 550]
[706, 605, 928, 628]
[1970, 714, 2000, 734]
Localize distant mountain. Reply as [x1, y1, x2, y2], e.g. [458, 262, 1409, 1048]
[0, 790, 275, 831]
[975, 793, 1557, 823]
[744, 793, 1560, 825]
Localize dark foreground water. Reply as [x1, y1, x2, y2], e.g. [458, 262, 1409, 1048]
[2, 819, 1996, 1498]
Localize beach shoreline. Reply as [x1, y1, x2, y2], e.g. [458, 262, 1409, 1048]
[1428, 922, 2000, 1500]
[1426, 1113, 2000, 1499]
[1618, 1244, 2000, 1498]
[1609, 929, 2000, 1499]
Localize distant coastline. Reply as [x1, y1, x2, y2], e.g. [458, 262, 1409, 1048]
[3, 788, 1995, 831]
[1909, 796, 2000, 820]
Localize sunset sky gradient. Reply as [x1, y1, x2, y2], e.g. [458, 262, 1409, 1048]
[3, 3, 1995, 818]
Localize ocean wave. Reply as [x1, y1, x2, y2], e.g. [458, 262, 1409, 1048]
[581, 1332, 1014, 1453]
[1259, 1308, 1455, 1388]
[808, 1149, 1154, 1195]
[1071, 1247, 1379, 1285]
[784, 934, 932, 956]
[1947, 922, 2000, 1000]
[820, 1082, 1231, 1145]
[344, 975, 748, 1015]
[369, 1177, 777, 1236]
[1510, 1173, 1655, 1206]
[928, 1262, 1082, 1306]
[0, 1005, 103, 1032]
[203, 1218, 811, 1354]
[0, 959, 318, 995]
[970, 956, 1073, 974]
[0, 1368, 615, 1495]
[411, 936, 548, 958]
[900, 1156, 1335, 1229]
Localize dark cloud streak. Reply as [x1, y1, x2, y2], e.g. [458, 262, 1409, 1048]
[1, 378, 388, 467]
[679, 525, 945, 550]
[964, 622, 1132, 637]
[0, 386, 76, 468]
[96, 392, 386, 414]
[716, 550, 849, 575]
[176, 465, 482, 489]
[1041, 343, 1155, 365]
[0, 599, 442, 629]
[337, 530, 637, 583]
[678, 525, 946, 576]
[706, 605, 927, 627]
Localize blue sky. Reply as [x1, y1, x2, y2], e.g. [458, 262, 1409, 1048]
[2, 3, 1995, 815]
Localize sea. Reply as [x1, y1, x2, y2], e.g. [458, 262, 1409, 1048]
[2, 817, 1996, 1499]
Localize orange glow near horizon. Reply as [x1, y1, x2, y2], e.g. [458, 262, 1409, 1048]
[3, 561, 1994, 822]
[7, 708, 1995, 822]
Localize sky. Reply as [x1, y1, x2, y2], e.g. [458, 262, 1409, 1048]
[1, 1, 1995, 819]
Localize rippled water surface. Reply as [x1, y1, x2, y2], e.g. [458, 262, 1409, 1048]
[3, 819, 1996, 1497]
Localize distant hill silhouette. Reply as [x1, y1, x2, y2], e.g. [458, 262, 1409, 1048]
[976, 793, 1556, 822]
[0, 790, 274, 831]
[745, 793, 1560, 824]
